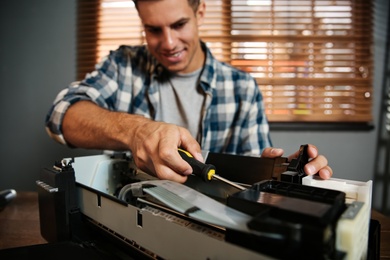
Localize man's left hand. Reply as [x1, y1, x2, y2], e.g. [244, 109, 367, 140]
[261, 144, 333, 180]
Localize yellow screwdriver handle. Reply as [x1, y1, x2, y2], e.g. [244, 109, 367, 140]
[178, 148, 216, 181]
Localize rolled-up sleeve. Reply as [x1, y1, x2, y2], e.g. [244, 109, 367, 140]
[45, 53, 120, 145]
[45, 45, 156, 146]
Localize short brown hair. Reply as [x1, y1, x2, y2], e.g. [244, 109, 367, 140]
[132, 0, 200, 12]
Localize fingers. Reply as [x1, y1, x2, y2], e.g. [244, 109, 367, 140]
[262, 144, 333, 180]
[261, 147, 284, 158]
[153, 164, 190, 183]
[178, 128, 203, 162]
[287, 144, 318, 161]
[318, 166, 333, 180]
[306, 144, 319, 159]
[132, 121, 200, 183]
[304, 154, 327, 175]
[302, 145, 333, 180]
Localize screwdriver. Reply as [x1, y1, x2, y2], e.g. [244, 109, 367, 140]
[178, 148, 246, 191]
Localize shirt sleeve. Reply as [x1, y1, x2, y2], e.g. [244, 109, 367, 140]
[45, 52, 121, 145]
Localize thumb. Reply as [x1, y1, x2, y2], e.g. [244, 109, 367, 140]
[261, 147, 284, 158]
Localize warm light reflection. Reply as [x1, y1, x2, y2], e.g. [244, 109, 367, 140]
[246, 0, 271, 5]
[101, 1, 134, 8]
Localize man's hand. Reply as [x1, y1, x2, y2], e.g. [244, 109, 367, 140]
[129, 120, 203, 183]
[261, 144, 333, 180]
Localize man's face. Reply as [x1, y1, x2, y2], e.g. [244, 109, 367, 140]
[137, 0, 205, 74]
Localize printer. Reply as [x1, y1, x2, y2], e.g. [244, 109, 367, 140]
[35, 145, 377, 259]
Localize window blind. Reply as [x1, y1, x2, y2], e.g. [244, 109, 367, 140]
[77, 0, 373, 123]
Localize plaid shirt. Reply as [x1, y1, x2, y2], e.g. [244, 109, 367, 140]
[45, 42, 272, 156]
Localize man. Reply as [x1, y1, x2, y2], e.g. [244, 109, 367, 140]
[46, 0, 332, 183]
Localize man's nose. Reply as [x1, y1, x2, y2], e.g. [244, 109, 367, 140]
[161, 29, 175, 49]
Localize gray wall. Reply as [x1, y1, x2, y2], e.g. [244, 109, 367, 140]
[0, 0, 388, 213]
[0, 0, 98, 193]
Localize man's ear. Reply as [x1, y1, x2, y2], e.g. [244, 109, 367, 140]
[196, 1, 206, 26]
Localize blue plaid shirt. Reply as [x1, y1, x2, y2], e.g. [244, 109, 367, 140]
[46, 42, 272, 156]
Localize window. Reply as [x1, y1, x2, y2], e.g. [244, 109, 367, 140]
[77, 0, 373, 124]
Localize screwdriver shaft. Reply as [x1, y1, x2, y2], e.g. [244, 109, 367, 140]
[178, 148, 247, 190]
[212, 174, 246, 191]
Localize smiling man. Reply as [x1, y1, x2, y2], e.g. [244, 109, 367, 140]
[45, 0, 332, 183]
[136, 0, 205, 73]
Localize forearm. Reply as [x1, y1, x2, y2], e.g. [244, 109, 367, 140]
[62, 101, 202, 182]
[62, 101, 148, 151]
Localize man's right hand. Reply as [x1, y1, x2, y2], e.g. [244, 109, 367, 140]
[62, 101, 202, 183]
[129, 119, 203, 183]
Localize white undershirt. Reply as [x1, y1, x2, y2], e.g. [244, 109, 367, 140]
[155, 68, 205, 140]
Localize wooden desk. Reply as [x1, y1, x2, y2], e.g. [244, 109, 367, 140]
[372, 210, 390, 259]
[1, 191, 389, 258]
[0, 191, 46, 249]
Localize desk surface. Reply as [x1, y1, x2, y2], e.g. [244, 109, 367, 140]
[1, 191, 390, 258]
[0, 191, 46, 249]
